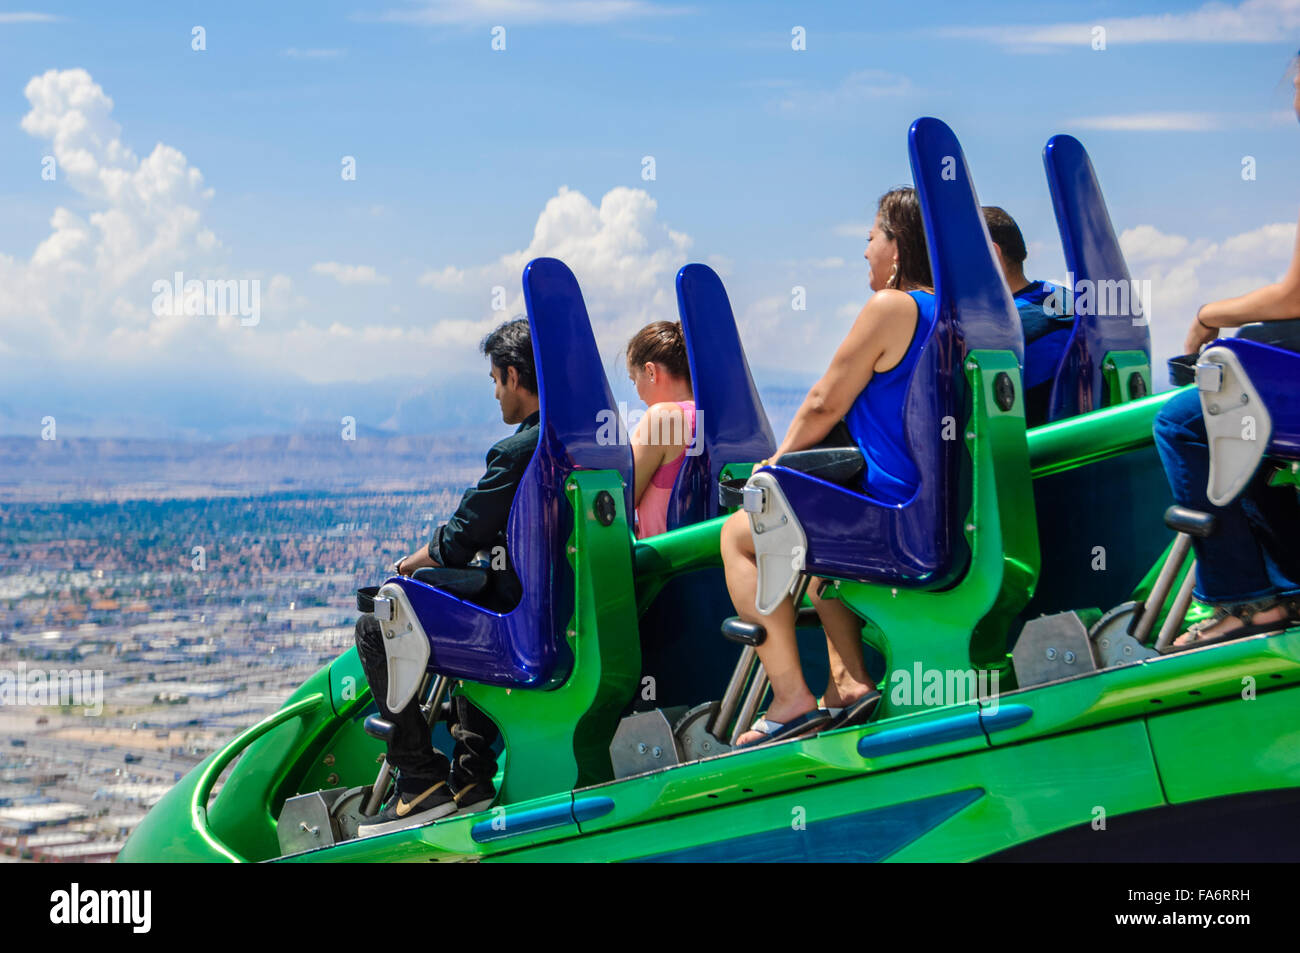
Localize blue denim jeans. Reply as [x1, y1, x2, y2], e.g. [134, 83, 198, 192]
[1153, 387, 1300, 604]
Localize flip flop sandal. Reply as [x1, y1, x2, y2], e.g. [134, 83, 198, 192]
[1161, 597, 1300, 655]
[825, 690, 882, 730]
[735, 708, 832, 750]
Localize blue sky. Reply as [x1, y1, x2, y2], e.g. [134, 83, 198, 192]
[1, 0, 1299, 438]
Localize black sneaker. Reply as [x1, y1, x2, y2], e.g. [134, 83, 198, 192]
[357, 779, 456, 837]
[451, 780, 496, 815]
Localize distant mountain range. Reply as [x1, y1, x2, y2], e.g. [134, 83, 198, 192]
[0, 365, 812, 444]
[0, 371, 812, 500]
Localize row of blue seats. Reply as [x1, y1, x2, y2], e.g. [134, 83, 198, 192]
[668, 132, 1152, 532]
[374, 119, 1186, 707]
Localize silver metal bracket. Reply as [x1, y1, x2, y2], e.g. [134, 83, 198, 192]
[375, 582, 431, 713]
[741, 484, 767, 513]
[1199, 345, 1272, 506]
[1194, 361, 1222, 393]
[371, 596, 395, 623]
[745, 470, 808, 616]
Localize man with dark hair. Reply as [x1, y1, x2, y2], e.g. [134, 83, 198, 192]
[354, 316, 541, 835]
[982, 206, 1075, 426]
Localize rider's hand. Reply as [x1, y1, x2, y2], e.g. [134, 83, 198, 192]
[1183, 309, 1219, 356]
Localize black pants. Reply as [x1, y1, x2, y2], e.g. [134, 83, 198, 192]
[354, 615, 500, 789]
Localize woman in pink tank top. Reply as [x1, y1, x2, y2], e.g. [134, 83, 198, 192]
[625, 321, 696, 539]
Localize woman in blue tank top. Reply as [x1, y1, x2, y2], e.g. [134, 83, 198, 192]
[721, 186, 934, 748]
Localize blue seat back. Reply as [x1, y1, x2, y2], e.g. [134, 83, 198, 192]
[400, 258, 632, 686]
[666, 264, 777, 530]
[771, 117, 1021, 586]
[1043, 134, 1151, 420]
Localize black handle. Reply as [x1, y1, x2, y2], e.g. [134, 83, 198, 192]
[721, 616, 767, 646]
[1164, 505, 1217, 539]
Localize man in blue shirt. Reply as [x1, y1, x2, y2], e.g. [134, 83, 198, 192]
[983, 206, 1075, 426]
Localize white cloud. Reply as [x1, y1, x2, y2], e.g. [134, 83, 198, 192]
[1069, 111, 1293, 132]
[0, 69, 223, 364]
[417, 265, 466, 290]
[1121, 225, 1190, 261]
[0, 12, 61, 23]
[1115, 221, 1297, 369]
[1072, 112, 1224, 132]
[282, 47, 345, 58]
[772, 70, 915, 117]
[946, 0, 1300, 46]
[833, 222, 871, 239]
[0, 71, 704, 395]
[311, 262, 389, 284]
[432, 185, 692, 359]
[377, 0, 689, 26]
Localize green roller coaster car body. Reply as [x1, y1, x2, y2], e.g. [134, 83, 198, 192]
[117, 382, 1300, 864]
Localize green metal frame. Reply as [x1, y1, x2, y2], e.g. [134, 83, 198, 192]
[460, 469, 641, 803]
[834, 351, 1039, 714]
[1102, 349, 1153, 406]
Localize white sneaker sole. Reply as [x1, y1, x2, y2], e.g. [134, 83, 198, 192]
[356, 800, 457, 838]
[455, 796, 495, 816]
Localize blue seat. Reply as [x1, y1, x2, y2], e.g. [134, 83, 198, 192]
[382, 258, 632, 690]
[1042, 134, 1152, 420]
[736, 119, 1038, 712]
[665, 263, 777, 531]
[748, 116, 1023, 594]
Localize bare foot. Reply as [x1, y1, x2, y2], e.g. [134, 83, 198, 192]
[1173, 604, 1289, 647]
[734, 691, 817, 747]
[821, 677, 877, 710]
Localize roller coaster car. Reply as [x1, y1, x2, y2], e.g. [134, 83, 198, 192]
[118, 119, 1300, 864]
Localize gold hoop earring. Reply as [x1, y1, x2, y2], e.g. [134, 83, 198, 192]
[888, 262, 899, 288]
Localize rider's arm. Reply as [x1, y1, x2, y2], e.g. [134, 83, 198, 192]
[771, 290, 917, 461]
[1198, 210, 1300, 328]
[427, 437, 530, 567]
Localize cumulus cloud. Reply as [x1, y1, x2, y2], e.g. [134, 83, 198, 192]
[417, 265, 466, 290]
[431, 185, 693, 360]
[0, 69, 225, 365]
[1118, 221, 1297, 369]
[1120, 225, 1190, 260]
[0, 71, 702, 394]
[311, 262, 389, 284]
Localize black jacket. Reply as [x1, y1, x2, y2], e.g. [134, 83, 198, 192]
[427, 411, 540, 608]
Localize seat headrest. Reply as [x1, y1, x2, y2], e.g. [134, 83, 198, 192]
[909, 117, 1024, 362]
[1043, 134, 1152, 418]
[522, 257, 633, 509]
[667, 263, 776, 528]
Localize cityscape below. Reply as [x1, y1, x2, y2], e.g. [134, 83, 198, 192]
[0, 392, 804, 862]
